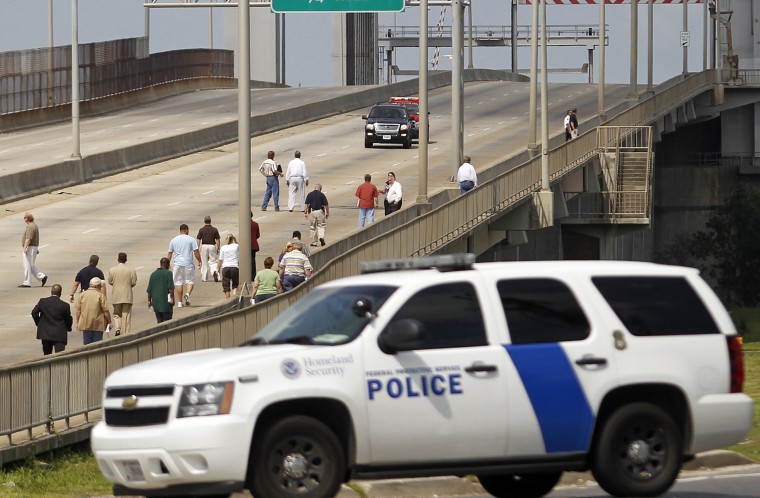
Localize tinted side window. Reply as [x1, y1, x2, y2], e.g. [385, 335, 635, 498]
[592, 276, 720, 336]
[389, 282, 487, 350]
[497, 279, 590, 344]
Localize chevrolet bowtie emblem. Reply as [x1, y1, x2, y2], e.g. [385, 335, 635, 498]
[122, 395, 138, 409]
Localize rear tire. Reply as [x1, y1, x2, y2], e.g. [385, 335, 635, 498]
[478, 472, 560, 498]
[249, 415, 345, 498]
[591, 402, 682, 497]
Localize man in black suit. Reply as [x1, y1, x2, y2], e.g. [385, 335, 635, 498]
[31, 283, 73, 355]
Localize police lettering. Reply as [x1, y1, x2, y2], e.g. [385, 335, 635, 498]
[367, 374, 463, 400]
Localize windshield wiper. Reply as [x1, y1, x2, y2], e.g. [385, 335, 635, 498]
[243, 337, 268, 346]
[269, 335, 316, 345]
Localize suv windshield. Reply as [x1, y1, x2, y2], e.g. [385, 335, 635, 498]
[368, 107, 407, 120]
[244, 285, 397, 346]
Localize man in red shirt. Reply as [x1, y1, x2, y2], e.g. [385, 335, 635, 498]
[355, 174, 379, 228]
[250, 211, 261, 281]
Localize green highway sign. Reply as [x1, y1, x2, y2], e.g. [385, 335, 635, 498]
[271, 0, 404, 13]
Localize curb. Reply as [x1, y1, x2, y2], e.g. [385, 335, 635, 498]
[336, 451, 754, 497]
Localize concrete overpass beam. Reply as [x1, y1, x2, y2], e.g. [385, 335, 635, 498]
[677, 104, 688, 126]
[686, 100, 697, 121]
[652, 121, 662, 144]
[488, 189, 554, 231]
[664, 111, 676, 133]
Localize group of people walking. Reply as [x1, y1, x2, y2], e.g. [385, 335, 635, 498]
[22, 211, 254, 356]
[23, 147, 481, 356]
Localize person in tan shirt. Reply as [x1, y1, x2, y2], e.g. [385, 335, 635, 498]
[76, 277, 111, 345]
[108, 252, 137, 336]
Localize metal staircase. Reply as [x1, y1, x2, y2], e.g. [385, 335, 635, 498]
[563, 126, 653, 223]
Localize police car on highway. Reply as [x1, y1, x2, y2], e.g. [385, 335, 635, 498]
[91, 255, 753, 498]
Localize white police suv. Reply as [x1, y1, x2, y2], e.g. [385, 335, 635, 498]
[91, 255, 753, 498]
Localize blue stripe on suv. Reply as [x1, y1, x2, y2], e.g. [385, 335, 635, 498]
[505, 343, 595, 453]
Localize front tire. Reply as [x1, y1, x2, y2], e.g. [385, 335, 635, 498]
[478, 472, 560, 498]
[249, 416, 345, 498]
[402, 136, 412, 149]
[591, 402, 682, 497]
[364, 139, 372, 148]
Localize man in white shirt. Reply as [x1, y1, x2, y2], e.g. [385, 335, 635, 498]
[457, 156, 478, 195]
[285, 150, 310, 212]
[381, 172, 403, 215]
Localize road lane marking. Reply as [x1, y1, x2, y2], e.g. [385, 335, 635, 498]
[203, 190, 215, 195]
[167, 202, 181, 206]
[127, 215, 142, 220]
[83, 229, 98, 234]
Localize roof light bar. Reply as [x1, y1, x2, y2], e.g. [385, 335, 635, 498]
[359, 254, 475, 274]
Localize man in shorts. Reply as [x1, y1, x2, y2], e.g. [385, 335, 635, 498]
[167, 224, 202, 307]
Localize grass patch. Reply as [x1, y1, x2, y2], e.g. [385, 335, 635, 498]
[727, 344, 760, 461]
[732, 307, 760, 343]
[0, 442, 111, 498]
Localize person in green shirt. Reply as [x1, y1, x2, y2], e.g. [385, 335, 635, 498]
[252, 257, 283, 304]
[147, 257, 175, 323]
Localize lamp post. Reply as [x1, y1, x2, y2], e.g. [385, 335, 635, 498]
[417, 0, 429, 205]
[452, 0, 464, 174]
[71, 0, 81, 159]
[527, 0, 538, 151]
[237, 0, 252, 283]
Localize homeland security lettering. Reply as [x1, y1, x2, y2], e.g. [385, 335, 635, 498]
[367, 373, 463, 400]
[303, 354, 354, 377]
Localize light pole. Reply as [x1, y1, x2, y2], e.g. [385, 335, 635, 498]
[540, 0, 549, 192]
[452, 0, 464, 175]
[418, 0, 429, 205]
[598, 0, 605, 121]
[527, 0, 538, 151]
[628, 0, 639, 100]
[237, 0, 252, 283]
[71, 0, 81, 159]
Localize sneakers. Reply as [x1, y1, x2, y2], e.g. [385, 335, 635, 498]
[41, 275, 48, 287]
[18, 284, 31, 288]
[319, 238, 326, 246]
[184, 293, 191, 307]
[177, 302, 183, 308]
[275, 208, 281, 212]
[213, 272, 219, 283]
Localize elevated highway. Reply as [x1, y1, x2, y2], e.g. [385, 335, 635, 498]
[2, 69, 758, 464]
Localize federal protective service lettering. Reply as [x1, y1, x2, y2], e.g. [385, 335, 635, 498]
[366, 365, 464, 400]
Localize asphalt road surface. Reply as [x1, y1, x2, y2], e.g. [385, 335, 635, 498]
[0, 81, 632, 366]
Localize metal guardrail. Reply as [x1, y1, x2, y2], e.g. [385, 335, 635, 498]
[563, 191, 650, 219]
[0, 69, 733, 462]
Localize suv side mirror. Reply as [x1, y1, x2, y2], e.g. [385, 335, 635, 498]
[361, 115, 368, 120]
[352, 297, 374, 318]
[378, 319, 425, 354]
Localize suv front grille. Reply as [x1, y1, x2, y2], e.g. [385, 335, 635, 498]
[105, 407, 170, 427]
[375, 123, 400, 134]
[104, 385, 175, 427]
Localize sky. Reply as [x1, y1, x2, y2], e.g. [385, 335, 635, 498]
[0, 0, 713, 88]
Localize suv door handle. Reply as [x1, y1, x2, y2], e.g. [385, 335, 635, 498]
[465, 364, 497, 373]
[575, 356, 608, 366]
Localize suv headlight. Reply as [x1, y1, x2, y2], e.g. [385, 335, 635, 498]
[177, 382, 234, 418]
[400, 124, 408, 131]
[366, 124, 375, 131]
